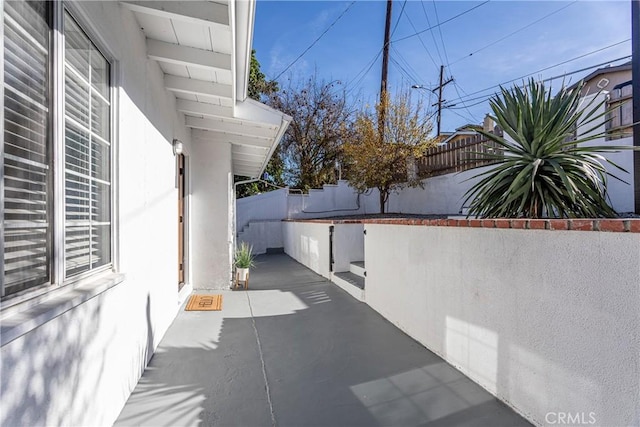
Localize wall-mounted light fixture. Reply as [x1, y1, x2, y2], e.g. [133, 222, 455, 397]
[172, 139, 184, 156]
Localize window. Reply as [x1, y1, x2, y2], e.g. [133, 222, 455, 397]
[2, 1, 52, 296]
[63, 12, 111, 277]
[2, 1, 113, 299]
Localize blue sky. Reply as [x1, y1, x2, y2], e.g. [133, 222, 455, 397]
[252, 0, 632, 132]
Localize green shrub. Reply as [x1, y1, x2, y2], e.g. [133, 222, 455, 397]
[464, 78, 633, 218]
[234, 242, 255, 269]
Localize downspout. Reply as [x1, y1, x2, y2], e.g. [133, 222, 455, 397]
[633, 0, 640, 213]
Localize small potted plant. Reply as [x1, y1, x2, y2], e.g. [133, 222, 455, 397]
[234, 242, 254, 287]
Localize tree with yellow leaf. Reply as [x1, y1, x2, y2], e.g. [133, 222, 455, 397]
[344, 91, 436, 213]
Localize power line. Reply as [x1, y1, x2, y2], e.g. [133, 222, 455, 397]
[346, 0, 407, 97]
[345, 49, 383, 96]
[446, 40, 631, 104]
[391, 0, 407, 37]
[427, 0, 477, 124]
[391, 45, 423, 83]
[446, 66, 478, 122]
[404, 12, 439, 72]
[420, 0, 444, 64]
[449, 52, 631, 106]
[451, 80, 480, 122]
[541, 56, 631, 83]
[391, 60, 425, 90]
[410, 0, 481, 126]
[424, 1, 478, 125]
[447, 55, 632, 110]
[272, 1, 356, 81]
[441, 1, 577, 124]
[450, 1, 578, 66]
[449, 108, 478, 125]
[390, 57, 418, 83]
[431, 0, 451, 67]
[393, 1, 490, 43]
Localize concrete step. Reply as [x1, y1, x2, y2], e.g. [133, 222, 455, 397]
[349, 261, 365, 278]
[265, 247, 284, 254]
[332, 271, 365, 302]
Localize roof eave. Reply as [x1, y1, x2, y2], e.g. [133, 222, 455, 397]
[232, 0, 255, 105]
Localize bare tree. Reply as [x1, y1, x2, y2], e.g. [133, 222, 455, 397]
[267, 74, 355, 191]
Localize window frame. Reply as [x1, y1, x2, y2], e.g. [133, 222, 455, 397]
[1, 0, 55, 299]
[1, 0, 5, 299]
[60, 6, 115, 282]
[1, 0, 118, 303]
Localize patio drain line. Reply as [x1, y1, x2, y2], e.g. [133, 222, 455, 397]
[246, 292, 277, 427]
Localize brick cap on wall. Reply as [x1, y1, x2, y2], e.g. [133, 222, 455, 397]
[282, 218, 640, 233]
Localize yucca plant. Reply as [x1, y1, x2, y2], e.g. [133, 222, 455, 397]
[463, 78, 632, 218]
[234, 242, 255, 269]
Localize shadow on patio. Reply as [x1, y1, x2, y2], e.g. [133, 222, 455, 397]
[115, 254, 530, 426]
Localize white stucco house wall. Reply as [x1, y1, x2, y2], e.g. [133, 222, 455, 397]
[0, 1, 290, 425]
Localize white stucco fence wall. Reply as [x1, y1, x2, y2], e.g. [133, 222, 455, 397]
[237, 220, 283, 255]
[332, 224, 365, 272]
[236, 166, 512, 234]
[578, 93, 635, 214]
[287, 182, 368, 218]
[236, 188, 288, 233]
[582, 136, 634, 213]
[282, 221, 331, 279]
[1, 2, 194, 426]
[385, 166, 490, 214]
[364, 224, 640, 426]
[237, 131, 634, 241]
[238, 144, 634, 228]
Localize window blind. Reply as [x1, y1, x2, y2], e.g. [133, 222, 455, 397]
[3, 0, 51, 295]
[63, 12, 111, 277]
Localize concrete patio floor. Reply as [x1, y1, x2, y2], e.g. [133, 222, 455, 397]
[115, 254, 530, 427]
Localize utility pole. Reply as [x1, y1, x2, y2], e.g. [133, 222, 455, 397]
[379, 0, 393, 139]
[380, 0, 393, 99]
[632, 0, 640, 213]
[432, 65, 453, 137]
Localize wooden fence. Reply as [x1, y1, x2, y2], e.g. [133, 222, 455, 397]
[416, 83, 634, 178]
[417, 133, 502, 178]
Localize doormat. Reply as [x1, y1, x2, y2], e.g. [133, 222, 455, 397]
[185, 294, 222, 311]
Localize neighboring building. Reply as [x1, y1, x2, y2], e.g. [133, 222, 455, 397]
[0, 1, 290, 425]
[437, 127, 477, 147]
[570, 62, 633, 140]
[573, 62, 631, 98]
[570, 63, 634, 211]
